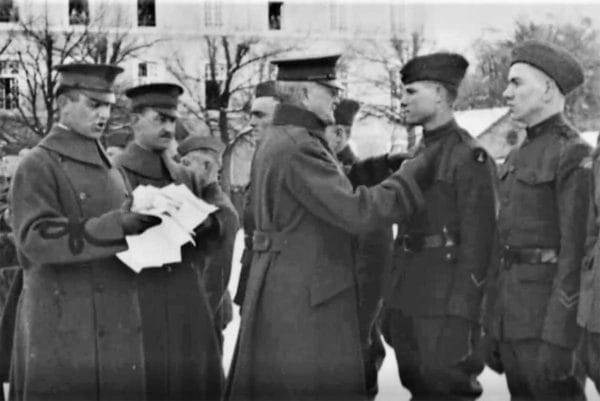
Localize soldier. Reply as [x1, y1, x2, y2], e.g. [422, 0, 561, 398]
[324, 98, 390, 399]
[8, 64, 162, 399]
[221, 81, 279, 219]
[116, 83, 238, 400]
[381, 53, 497, 400]
[483, 41, 590, 400]
[226, 54, 441, 401]
[231, 81, 280, 309]
[177, 135, 237, 349]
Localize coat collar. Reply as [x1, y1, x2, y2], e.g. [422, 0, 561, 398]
[273, 103, 327, 139]
[39, 124, 112, 167]
[526, 113, 564, 140]
[422, 118, 458, 147]
[118, 142, 175, 180]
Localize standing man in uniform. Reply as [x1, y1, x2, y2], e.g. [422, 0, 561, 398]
[381, 53, 497, 400]
[483, 41, 590, 400]
[325, 98, 390, 399]
[177, 135, 237, 348]
[227, 54, 441, 401]
[8, 64, 162, 400]
[116, 83, 238, 400]
[231, 81, 280, 309]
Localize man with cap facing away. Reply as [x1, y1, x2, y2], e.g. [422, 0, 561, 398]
[483, 41, 590, 400]
[324, 98, 390, 399]
[8, 64, 163, 400]
[380, 52, 497, 400]
[177, 135, 238, 350]
[116, 83, 238, 400]
[226, 54, 441, 401]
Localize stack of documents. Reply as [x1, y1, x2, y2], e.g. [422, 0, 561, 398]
[117, 184, 218, 273]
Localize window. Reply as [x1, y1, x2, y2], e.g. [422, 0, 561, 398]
[0, 77, 18, 109]
[205, 63, 225, 110]
[138, 0, 155, 27]
[0, 59, 18, 75]
[137, 61, 159, 84]
[69, 0, 88, 25]
[0, 0, 17, 23]
[329, 2, 346, 31]
[204, 1, 222, 28]
[268, 2, 282, 30]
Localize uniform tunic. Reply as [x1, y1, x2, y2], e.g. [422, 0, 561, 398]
[116, 143, 237, 401]
[227, 104, 425, 401]
[383, 118, 497, 399]
[485, 113, 590, 399]
[9, 125, 145, 400]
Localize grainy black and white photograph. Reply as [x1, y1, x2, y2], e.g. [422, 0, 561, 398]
[1, 0, 600, 400]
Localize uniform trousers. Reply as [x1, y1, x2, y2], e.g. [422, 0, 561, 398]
[578, 330, 600, 394]
[382, 309, 483, 400]
[498, 339, 586, 401]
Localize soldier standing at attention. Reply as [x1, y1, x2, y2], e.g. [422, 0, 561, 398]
[381, 52, 497, 400]
[226, 54, 441, 401]
[116, 83, 238, 401]
[483, 41, 590, 400]
[8, 64, 162, 400]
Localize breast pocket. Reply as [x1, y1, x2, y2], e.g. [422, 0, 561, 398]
[514, 167, 557, 223]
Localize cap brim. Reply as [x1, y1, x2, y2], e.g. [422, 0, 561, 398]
[317, 80, 344, 91]
[80, 90, 116, 105]
[154, 107, 179, 119]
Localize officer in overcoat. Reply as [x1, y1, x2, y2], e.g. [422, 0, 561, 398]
[8, 64, 162, 400]
[116, 83, 238, 400]
[226, 54, 441, 401]
[483, 41, 590, 400]
[381, 53, 497, 400]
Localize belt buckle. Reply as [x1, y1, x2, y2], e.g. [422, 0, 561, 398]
[253, 232, 271, 252]
[401, 234, 413, 253]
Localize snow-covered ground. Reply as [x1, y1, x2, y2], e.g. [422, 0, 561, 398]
[223, 230, 600, 401]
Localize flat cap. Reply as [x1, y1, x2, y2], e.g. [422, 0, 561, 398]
[271, 54, 343, 89]
[511, 40, 584, 95]
[104, 128, 133, 148]
[401, 52, 468, 88]
[334, 98, 360, 126]
[125, 82, 184, 118]
[177, 135, 225, 156]
[55, 63, 123, 104]
[255, 80, 278, 98]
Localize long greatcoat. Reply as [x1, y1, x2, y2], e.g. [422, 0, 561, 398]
[9, 125, 146, 400]
[227, 104, 424, 401]
[116, 143, 238, 401]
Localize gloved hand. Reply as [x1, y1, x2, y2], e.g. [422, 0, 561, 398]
[398, 142, 442, 188]
[480, 333, 504, 374]
[536, 341, 575, 381]
[120, 212, 162, 236]
[385, 152, 410, 171]
[194, 213, 220, 240]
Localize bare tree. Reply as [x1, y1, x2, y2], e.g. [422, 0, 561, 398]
[9, 4, 159, 138]
[168, 35, 299, 144]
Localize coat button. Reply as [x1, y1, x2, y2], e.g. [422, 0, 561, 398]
[98, 328, 106, 338]
[79, 192, 88, 201]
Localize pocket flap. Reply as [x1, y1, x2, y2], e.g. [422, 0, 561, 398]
[309, 277, 353, 307]
[515, 167, 555, 185]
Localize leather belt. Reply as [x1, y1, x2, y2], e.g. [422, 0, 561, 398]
[252, 230, 288, 252]
[396, 231, 459, 253]
[500, 245, 558, 269]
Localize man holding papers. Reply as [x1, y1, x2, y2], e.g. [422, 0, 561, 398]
[116, 82, 238, 401]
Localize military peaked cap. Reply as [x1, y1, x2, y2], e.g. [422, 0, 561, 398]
[271, 54, 343, 90]
[511, 40, 584, 95]
[334, 98, 360, 126]
[177, 135, 225, 156]
[55, 63, 123, 104]
[401, 52, 468, 89]
[125, 82, 184, 119]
